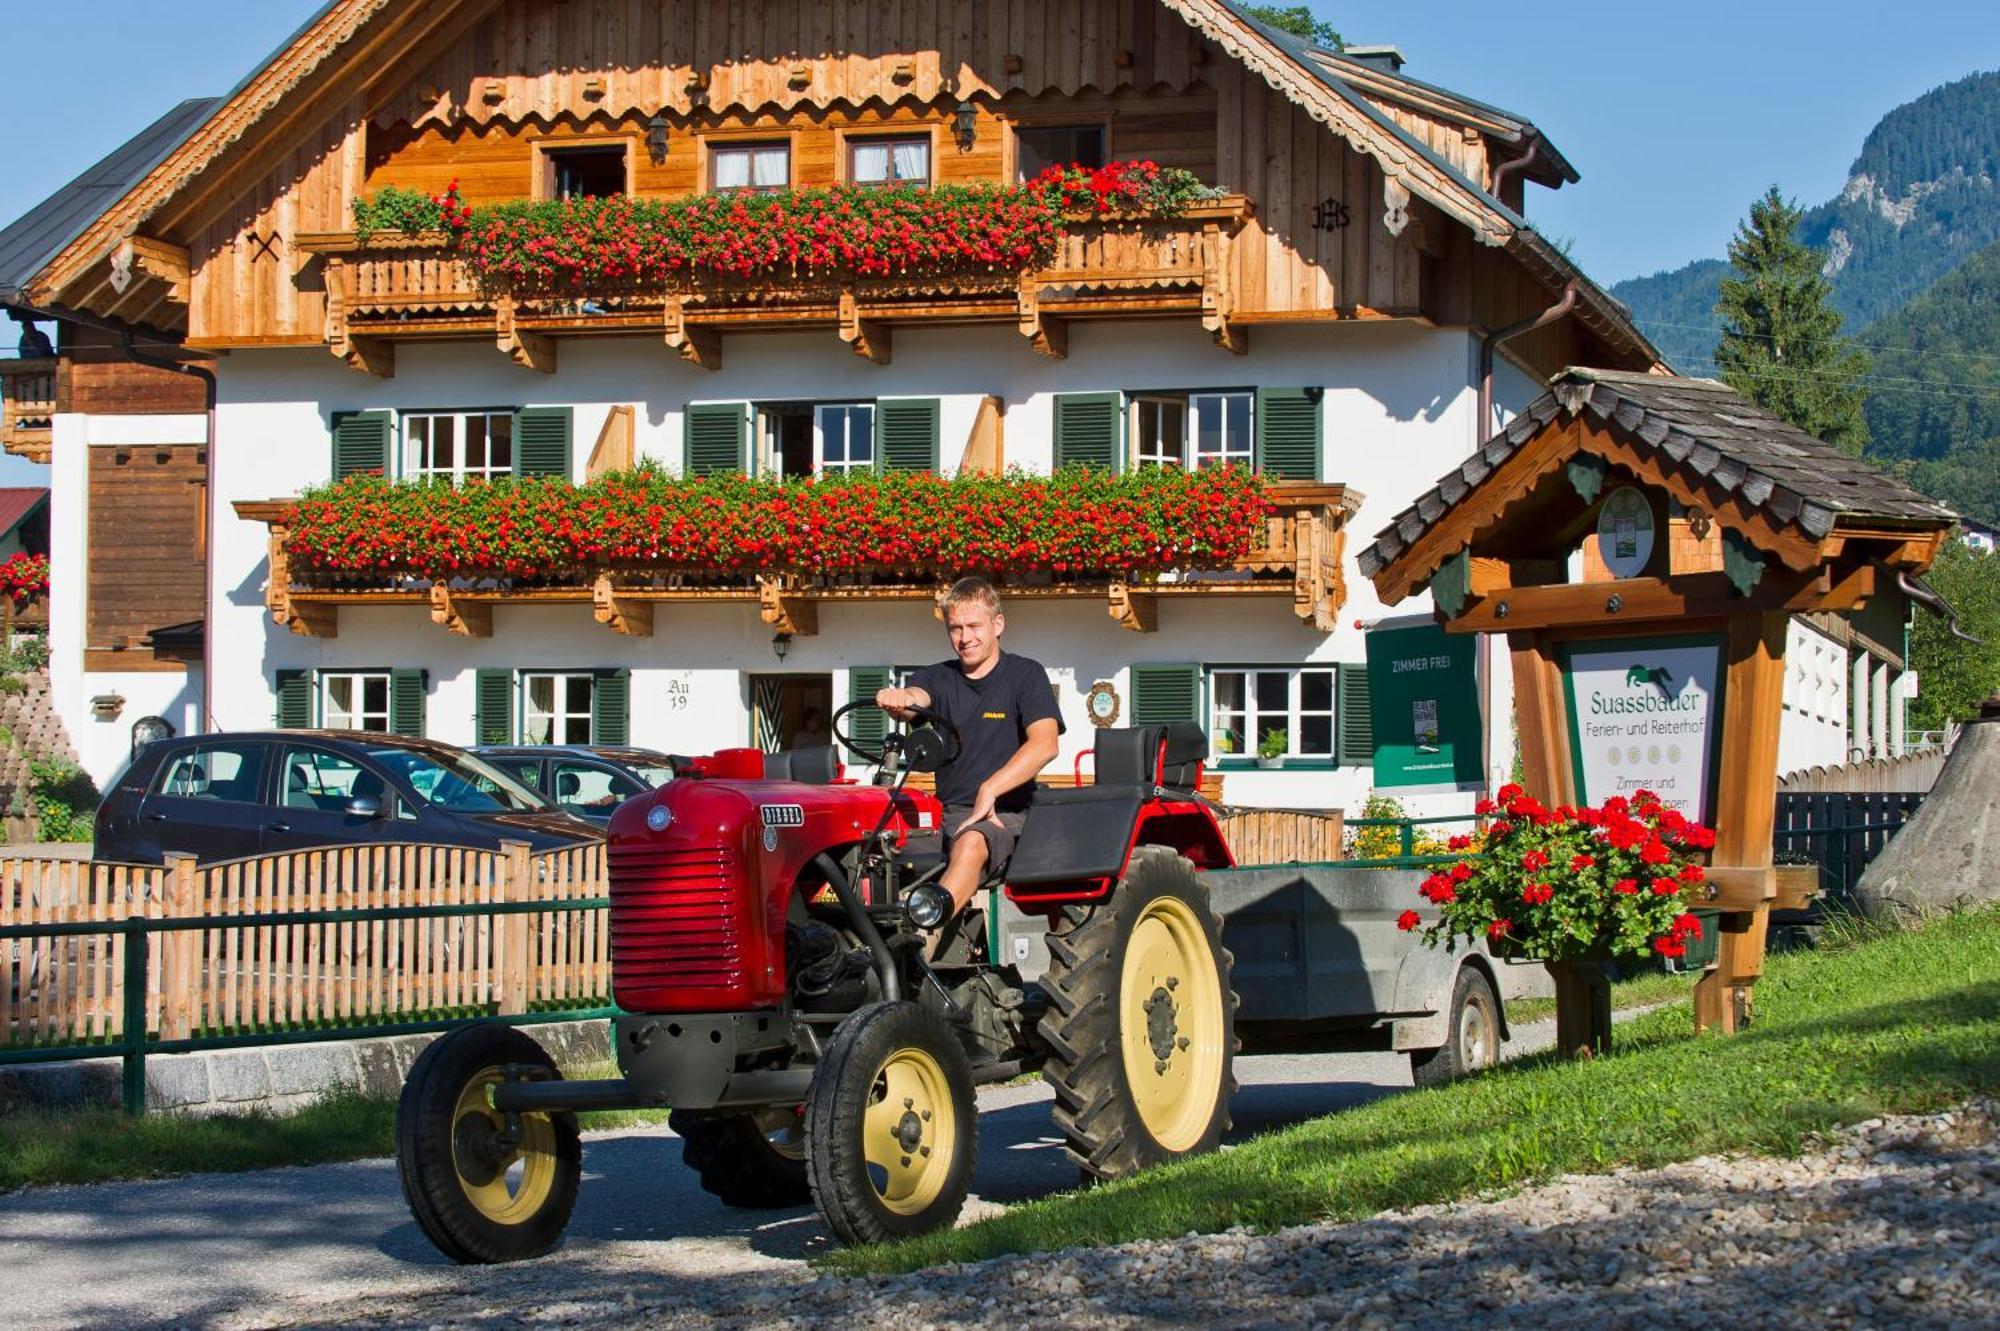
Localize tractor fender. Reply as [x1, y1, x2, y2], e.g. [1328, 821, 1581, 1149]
[1387, 945, 1508, 1052]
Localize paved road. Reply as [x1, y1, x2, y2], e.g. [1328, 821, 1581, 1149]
[0, 1049, 1436, 1330]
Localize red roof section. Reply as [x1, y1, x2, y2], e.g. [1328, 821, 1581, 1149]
[0, 487, 49, 538]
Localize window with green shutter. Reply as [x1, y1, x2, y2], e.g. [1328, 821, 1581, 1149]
[389, 669, 428, 738]
[1337, 663, 1374, 767]
[591, 669, 631, 745]
[846, 666, 893, 749]
[330, 410, 393, 481]
[474, 669, 515, 745]
[1254, 387, 1322, 481]
[275, 669, 314, 728]
[875, 398, 940, 472]
[513, 406, 574, 479]
[1129, 664, 1201, 725]
[684, 402, 749, 475]
[1053, 392, 1122, 470]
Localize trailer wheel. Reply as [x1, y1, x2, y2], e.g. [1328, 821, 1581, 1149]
[670, 1106, 811, 1208]
[1410, 965, 1501, 1088]
[395, 1023, 581, 1264]
[804, 1001, 977, 1245]
[1040, 845, 1238, 1181]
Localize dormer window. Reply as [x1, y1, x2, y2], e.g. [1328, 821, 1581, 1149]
[711, 141, 790, 193]
[850, 136, 930, 188]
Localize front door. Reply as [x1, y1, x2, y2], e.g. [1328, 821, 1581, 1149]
[748, 673, 834, 752]
[263, 745, 400, 853]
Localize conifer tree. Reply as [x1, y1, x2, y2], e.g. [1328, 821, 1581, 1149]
[1714, 186, 1872, 453]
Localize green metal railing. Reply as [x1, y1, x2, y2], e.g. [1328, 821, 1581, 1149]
[0, 896, 614, 1115]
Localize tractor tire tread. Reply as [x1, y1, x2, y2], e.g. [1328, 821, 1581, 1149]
[669, 1110, 811, 1209]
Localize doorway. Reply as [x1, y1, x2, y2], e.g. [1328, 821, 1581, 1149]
[749, 673, 834, 752]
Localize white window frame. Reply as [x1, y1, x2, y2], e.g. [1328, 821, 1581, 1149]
[522, 671, 595, 746]
[814, 403, 876, 475]
[1130, 396, 1188, 469]
[402, 409, 515, 484]
[321, 671, 391, 733]
[1207, 665, 1338, 760]
[1190, 391, 1254, 470]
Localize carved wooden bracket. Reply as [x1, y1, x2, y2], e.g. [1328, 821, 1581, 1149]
[429, 585, 492, 637]
[1289, 507, 1345, 631]
[1382, 175, 1412, 237]
[592, 574, 653, 637]
[758, 576, 819, 636]
[266, 526, 337, 637]
[838, 291, 891, 364]
[324, 256, 394, 378]
[1017, 273, 1067, 359]
[110, 235, 191, 303]
[496, 297, 556, 374]
[1200, 221, 1245, 355]
[1107, 581, 1157, 632]
[664, 297, 722, 370]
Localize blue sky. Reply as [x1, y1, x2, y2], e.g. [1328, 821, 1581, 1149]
[1, 0, 1996, 363]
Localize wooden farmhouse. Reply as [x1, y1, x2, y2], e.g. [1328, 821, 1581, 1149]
[0, 0, 1922, 810]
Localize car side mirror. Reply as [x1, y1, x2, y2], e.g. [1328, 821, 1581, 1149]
[346, 796, 385, 819]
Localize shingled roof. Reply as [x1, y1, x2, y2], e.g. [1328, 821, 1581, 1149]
[1357, 368, 1958, 581]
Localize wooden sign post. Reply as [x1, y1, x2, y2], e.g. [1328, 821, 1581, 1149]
[1360, 370, 1955, 1054]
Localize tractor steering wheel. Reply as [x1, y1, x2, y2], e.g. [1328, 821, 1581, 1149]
[829, 699, 962, 773]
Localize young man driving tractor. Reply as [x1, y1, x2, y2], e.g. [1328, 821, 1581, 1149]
[874, 576, 1062, 923]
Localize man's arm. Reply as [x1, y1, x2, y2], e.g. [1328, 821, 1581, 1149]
[875, 684, 932, 722]
[955, 718, 1060, 832]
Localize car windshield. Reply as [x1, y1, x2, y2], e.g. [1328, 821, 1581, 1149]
[366, 747, 546, 813]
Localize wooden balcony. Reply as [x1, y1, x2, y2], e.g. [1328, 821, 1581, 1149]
[294, 197, 1254, 378]
[234, 480, 1358, 641]
[0, 358, 58, 463]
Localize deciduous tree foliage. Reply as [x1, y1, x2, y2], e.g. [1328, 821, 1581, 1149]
[1909, 537, 2000, 731]
[1715, 187, 1872, 454]
[1243, 4, 1342, 50]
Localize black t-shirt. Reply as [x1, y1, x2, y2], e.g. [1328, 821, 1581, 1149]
[910, 653, 1065, 810]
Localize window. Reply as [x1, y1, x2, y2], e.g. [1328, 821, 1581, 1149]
[1191, 391, 1254, 469]
[1126, 392, 1251, 470]
[403, 411, 514, 484]
[1131, 397, 1188, 469]
[1015, 124, 1106, 180]
[366, 746, 543, 812]
[1209, 666, 1337, 760]
[152, 744, 268, 803]
[280, 748, 384, 811]
[552, 760, 641, 813]
[815, 404, 876, 475]
[523, 672, 596, 745]
[321, 672, 390, 732]
[711, 141, 790, 192]
[850, 136, 930, 187]
[544, 145, 629, 200]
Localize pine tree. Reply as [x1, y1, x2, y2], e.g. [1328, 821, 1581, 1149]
[1714, 186, 1872, 453]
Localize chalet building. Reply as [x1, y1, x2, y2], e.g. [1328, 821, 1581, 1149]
[0, 0, 1918, 807]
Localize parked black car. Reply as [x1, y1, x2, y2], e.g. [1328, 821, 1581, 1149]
[95, 731, 603, 866]
[474, 745, 677, 824]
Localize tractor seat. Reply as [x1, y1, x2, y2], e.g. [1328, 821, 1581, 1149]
[1008, 723, 1208, 885]
[764, 747, 840, 784]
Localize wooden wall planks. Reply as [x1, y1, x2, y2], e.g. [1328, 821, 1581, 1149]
[86, 443, 206, 666]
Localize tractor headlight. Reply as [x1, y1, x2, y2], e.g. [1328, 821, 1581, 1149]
[904, 884, 953, 930]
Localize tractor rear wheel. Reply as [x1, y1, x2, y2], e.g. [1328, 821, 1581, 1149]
[670, 1106, 811, 1208]
[804, 1001, 978, 1245]
[395, 1023, 581, 1264]
[1040, 845, 1237, 1181]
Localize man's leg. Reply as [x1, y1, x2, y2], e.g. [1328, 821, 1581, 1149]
[939, 832, 989, 915]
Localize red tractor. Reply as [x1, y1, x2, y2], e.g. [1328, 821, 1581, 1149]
[397, 707, 1242, 1260]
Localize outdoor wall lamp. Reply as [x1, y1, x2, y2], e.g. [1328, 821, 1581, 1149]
[646, 113, 671, 165]
[771, 632, 792, 662]
[952, 98, 978, 152]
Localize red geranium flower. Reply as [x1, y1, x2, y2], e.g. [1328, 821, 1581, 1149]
[1397, 909, 1421, 932]
[1651, 877, 1681, 897]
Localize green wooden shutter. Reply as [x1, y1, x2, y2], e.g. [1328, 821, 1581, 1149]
[389, 669, 427, 738]
[1255, 387, 1322, 481]
[1337, 663, 1374, 767]
[592, 668, 631, 746]
[1053, 392, 1122, 470]
[474, 669, 515, 745]
[512, 406, 573, 479]
[1129, 664, 1201, 725]
[275, 669, 314, 728]
[330, 410, 393, 481]
[875, 398, 940, 472]
[684, 402, 749, 476]
[847, 666, 893, 749]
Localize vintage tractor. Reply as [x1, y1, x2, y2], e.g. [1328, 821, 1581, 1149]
[396, 706, 1240, 1261]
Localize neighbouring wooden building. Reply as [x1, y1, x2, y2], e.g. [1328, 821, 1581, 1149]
[12, 0, 1910, 813]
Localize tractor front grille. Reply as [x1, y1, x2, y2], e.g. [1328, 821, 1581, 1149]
[609, 843, 745, 995]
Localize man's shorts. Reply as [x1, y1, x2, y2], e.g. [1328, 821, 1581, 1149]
[942, 806, 1028, 876]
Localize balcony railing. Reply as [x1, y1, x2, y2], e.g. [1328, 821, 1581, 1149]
[0, 358, 58, 463]
[234, 479, 1357, 641]
[294, 197, 1253, 375]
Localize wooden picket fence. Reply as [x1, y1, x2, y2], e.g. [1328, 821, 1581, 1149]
[1216, 808, 1345, 864]
[0, 842, 608, 1050]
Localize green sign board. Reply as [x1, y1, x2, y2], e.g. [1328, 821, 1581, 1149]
[1365, 619, 1485, 791]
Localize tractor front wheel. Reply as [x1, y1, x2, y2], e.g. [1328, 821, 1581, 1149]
[1040, 845, 1237, 1180]
[804, 1001, 978, 1245]
[395, 1023, 582, 1264]
[670, 1106, 811, 1208]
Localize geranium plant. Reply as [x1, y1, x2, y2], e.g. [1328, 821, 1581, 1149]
[1397, 785, 1716, 964]
[0, 551, 49, 604]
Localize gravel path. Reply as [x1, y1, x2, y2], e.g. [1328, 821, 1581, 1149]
[262, 1100, 1997, 1330]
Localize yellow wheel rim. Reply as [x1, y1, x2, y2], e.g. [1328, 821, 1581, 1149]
[753, 1104, 808, 1162]
[1119, 895, 1225, 1152]
[450, 1065, 560, 1225]
[861, 1048, 957, 1216]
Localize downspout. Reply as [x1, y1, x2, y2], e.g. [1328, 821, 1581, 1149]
[120, 336, 218, 734]
[1487, 137, 1544, 205]
[1478, 278, 1580, 443]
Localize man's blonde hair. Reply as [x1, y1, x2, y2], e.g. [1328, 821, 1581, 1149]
[938, 575, 1002, 616]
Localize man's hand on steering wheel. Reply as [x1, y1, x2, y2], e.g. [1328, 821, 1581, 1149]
[874, 686, 928, 723]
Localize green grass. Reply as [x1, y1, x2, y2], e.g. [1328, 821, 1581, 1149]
[1503, 968, 1698, 1025]
[824, 904, 2000, 1276]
